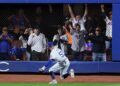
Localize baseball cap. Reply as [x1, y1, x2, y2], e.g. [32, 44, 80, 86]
[48, 40, 58, 48]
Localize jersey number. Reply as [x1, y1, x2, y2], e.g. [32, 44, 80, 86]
[58, 51, 65, 57]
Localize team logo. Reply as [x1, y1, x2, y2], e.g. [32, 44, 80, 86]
[0, 61, 9, 72]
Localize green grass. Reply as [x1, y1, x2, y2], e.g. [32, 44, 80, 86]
[0, 83, 120, 86]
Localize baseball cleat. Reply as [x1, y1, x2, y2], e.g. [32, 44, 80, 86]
[60, 75, 64, 80]
[70, 69, 75, 78]
[49, 80, 57, 84]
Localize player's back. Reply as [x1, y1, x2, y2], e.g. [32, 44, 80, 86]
[50, 46, 67, 62]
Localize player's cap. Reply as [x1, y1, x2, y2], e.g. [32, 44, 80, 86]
[53, 40, 58, 46]
[48, 42, 53, 48]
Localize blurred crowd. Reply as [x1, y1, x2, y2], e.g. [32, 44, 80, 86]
[0, 4, 112, 61]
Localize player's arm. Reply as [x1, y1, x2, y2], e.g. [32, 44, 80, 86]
[39, 52, 56, 72]
[67, 4, 75, 19]
[39, 59, 53, 72]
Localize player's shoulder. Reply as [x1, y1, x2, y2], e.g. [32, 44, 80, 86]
[51, 47, 60, 53]
[51, 47, 57, 53]
[50, 49, 57, 56]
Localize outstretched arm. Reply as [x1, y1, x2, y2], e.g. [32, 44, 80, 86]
[39, 59, 53, 72]
[100, 4, 108, 20]
[45, 59, 53, 68]
[23, 15, 29, 23]
[83, 4, 88, 18]
[49, 5, 53, 14]
[101, 4, 105, 13]
[67, 4, 75, 19]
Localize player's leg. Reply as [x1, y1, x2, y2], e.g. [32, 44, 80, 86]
[49, 62, 62, 84]
[60, 68, 64, 79]
[60, 59, 70, 79]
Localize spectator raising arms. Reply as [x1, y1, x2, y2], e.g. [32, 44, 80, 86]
[63, 22, 72, 55]
[67, 4, 87, 31]
[100, 4, 112, 49]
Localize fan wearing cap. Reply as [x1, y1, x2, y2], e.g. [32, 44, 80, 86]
[39, 40, 71, 84]
[88, 27, 111, 61]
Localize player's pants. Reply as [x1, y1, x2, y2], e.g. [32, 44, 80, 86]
[49, 59, 70, 76]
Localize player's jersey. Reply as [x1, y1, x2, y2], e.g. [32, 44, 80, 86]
[72, 18, 86, 31]
[105, 17, 112, 38]
[50, 46, 67, 62]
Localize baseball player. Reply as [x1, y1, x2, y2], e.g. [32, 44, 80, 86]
[39, 40, 71, 84]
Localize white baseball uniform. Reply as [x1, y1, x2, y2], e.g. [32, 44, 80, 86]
[49, 46, 70, 75]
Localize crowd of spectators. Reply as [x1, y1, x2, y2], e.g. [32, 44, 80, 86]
[0, 4, 112, 61]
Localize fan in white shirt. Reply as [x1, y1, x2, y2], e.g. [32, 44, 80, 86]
[67, 4, 88, 31]
[28, 28, 46, 53]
